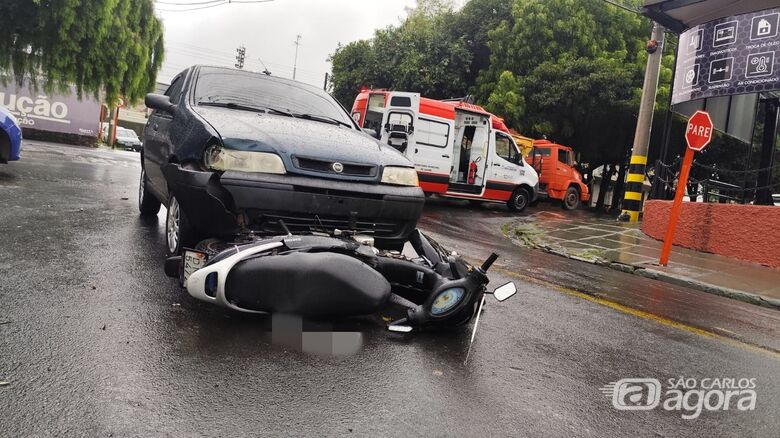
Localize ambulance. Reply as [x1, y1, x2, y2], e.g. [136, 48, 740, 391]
[351, 90, 540, 212]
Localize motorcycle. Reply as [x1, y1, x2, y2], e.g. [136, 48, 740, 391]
[163, 226, 517, 335]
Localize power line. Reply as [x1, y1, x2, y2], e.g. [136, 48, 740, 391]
[156, 0, 225, 5]
[600, 0, 642, 15]
[156, 1, 228, 12]
[155, 0, 274, 12]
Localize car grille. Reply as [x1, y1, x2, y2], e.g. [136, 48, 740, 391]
[293, 156, 377, 177]
[251, 212, 404, 237]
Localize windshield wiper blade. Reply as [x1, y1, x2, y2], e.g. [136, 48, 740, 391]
[198, 101, 296, 118]
[293, 113, 352, 128]
[197, 101, 270, 114]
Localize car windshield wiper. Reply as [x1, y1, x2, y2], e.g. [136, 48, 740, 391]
[292, 113, 353, 129]
[197, 101, 294, 118]
[198, 101, 271, 113]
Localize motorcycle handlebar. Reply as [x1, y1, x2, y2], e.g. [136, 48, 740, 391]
[480, 253, 499, 272]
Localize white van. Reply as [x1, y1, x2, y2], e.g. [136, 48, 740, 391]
[352, 90, 539, 211]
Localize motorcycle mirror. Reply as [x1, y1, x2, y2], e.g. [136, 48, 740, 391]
[492, 282, 517, 302]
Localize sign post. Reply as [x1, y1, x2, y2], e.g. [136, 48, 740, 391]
[659, 110, 713, 266]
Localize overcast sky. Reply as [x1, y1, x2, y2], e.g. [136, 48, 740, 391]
[154, 0, 422, 87]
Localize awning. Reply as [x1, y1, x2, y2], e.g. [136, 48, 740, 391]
[643, 0, 780, 33]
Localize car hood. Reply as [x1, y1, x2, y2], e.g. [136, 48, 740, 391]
[193, 106, 412, 169]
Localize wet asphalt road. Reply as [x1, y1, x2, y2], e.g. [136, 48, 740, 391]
[1, 141, 779, 437]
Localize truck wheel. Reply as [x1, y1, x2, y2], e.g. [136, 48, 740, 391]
[507, 187, 530, 212]
[562, 186, 580, 210]
[138, 166, 161, 216]
[165, 193, 197, 255]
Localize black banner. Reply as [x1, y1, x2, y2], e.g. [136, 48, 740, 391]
[672, 8, 780, 105]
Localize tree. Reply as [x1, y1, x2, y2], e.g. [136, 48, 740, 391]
[329, 0, 472, 107]
[484, 70, 523, 128]
[474, 0, 665, 168]
[0, 0, 164, 106]
[450, 0, 516, 86]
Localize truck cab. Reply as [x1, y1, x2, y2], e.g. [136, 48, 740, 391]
[526, 140, 589, 210]
[352, 90, 539, 212]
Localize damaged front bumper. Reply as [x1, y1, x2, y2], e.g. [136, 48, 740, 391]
[163, 163, 425, 246]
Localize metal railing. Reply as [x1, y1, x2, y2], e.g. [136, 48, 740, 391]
[650, 158, 780, 204]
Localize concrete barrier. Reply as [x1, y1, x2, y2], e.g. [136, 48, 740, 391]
[642, 200, 780, 268]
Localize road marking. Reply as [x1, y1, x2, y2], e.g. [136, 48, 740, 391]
[491, 266, 780, 360]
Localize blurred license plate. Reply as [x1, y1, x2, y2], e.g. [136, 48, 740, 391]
[182, 250, 208, 284]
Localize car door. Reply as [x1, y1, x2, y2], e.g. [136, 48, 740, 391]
[489, 131, 524, 185]
[379, 92, 419, 157]
[412, 116, 453, 182]
[555, 148, 574, 189]
[143, 74, 184, 200]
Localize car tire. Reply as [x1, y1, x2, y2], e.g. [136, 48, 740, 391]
[138, 166, 161, 216]
[562, 186, 580, 210]
[507, 187, 530, 212]
[165, 193, 197, 256]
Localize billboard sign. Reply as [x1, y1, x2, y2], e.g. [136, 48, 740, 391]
[0, 78, 101, 137]
[672, 7, 780, 105]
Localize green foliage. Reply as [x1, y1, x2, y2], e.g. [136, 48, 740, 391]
[329, 0, 677, 168]
[484, 70, 523, 128]
[0, 0, 164, 106]
[329, 0, 473, 107]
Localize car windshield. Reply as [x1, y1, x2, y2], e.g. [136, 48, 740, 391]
[194, 68, 355, 129]
[118, 128, 138, 139]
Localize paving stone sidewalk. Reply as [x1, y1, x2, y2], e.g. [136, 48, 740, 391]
[508, 209, 780, 309]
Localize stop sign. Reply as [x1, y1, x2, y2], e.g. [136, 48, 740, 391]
[685, 110, 713, 152]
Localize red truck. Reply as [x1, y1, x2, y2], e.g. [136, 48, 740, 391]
[526, 140, 589, 210]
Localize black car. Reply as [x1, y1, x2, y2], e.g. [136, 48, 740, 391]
[139, 66, 425, 254]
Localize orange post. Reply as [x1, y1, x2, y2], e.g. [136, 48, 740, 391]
[659, 147, 695, 266]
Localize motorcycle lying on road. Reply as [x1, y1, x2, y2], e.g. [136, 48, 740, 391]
[163, 227, 517, 335]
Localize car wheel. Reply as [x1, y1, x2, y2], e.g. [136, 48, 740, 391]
[562, 186, 580, 210]
[507, 187, 530, 212]
[138, 166, 161, 216]
[165, 194, 197, 255]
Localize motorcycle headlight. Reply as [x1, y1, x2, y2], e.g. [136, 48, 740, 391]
[430, 287, 465, 315]
[204, 146, 286, 174]
[381, 166, 419, 186]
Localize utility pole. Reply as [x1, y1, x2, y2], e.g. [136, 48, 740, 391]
[323, 72, 329, 91]
[620, 22, 665, 222]
[235, 45, 246, 69]
[293, 34, 302, 80]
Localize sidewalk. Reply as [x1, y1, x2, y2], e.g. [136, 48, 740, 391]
[508, 209, 780, 310]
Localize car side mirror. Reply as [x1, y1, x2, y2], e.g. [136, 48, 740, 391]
[145, 93, 175, 114]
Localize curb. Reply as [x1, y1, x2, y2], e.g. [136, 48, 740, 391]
[636, 268, 780, 310]
[514, 238, 780, 311]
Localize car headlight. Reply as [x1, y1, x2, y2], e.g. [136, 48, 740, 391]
[381, 166, 418, 186]
[430, 287, 465, 315]
[204, 146, 286, 174]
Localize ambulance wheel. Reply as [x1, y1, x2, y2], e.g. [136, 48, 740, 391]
[507, 187, 530, 212]
[562, 186, 580, 210]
